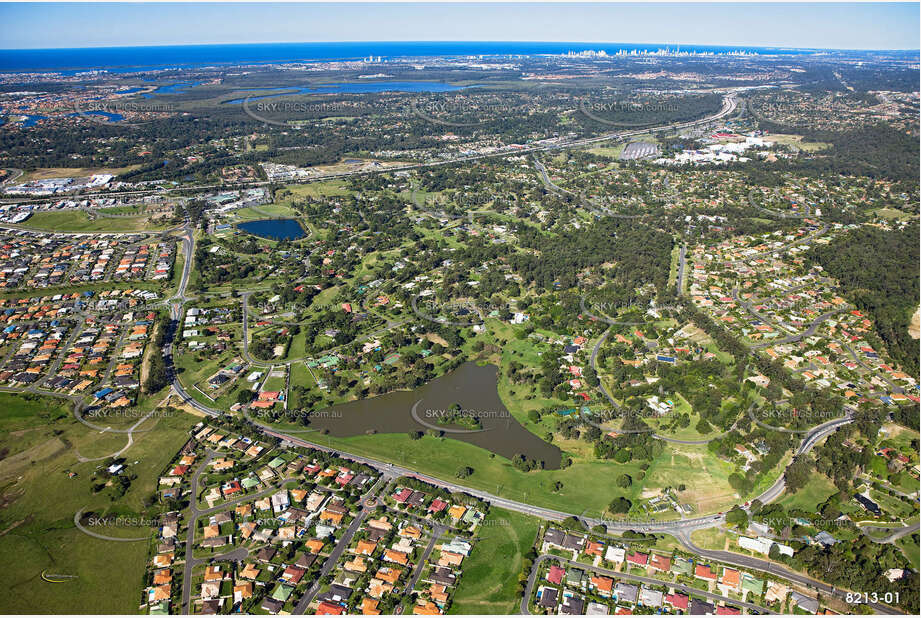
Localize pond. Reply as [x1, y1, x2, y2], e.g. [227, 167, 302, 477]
[303, 362, 562, 469]
[223, 81, 476, 104]
[141, 81, 204, 97]
[237, 218, 306, 240]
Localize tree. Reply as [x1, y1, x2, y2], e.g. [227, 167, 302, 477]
[455, 466, 473, 479]
[617, 474, 633, 488]
[725, 506, 749, 529]
[768, 543, 782, 561]
[784, 456, 813, 493]
[695, 416, 712, 435]
[608, 496, 632, 514]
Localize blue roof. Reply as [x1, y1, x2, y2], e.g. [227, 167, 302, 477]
[94, 388, 114, 398]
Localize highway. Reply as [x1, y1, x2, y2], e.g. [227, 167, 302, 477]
[1, 91, 739, 207]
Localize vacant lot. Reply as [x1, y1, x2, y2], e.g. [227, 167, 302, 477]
[0, 392, 195, 613]
[23, 210, 169, 232]
[450, 507, 539, 614]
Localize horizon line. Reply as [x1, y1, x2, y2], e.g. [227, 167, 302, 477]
[2, 40, 919, 53]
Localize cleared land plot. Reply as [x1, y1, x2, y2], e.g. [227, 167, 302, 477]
[0, 392, 195, 613]
[20, 210, 169, 232]
[450, 507, 539, 614]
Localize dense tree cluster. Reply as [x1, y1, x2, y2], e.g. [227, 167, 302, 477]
[805, 221, 920, 378]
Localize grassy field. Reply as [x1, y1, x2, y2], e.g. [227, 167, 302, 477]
[690, 527, 730, 551]
[895, 535, 920, 568]
[763, 134, 830, 152]
[449, 507, 539, 614]
[277, 179, 350, 200]
[21, 210, 169, 233]
[777, 473, 837, 512]
[874, 207, 913, 221]
[586, 144, 626, 160]
[230, 203, 301, 222]
[296, 427, 740, 517]
[0, 392, 196, 613]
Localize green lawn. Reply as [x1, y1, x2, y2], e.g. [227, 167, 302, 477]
[0, 392, 196, 613]
[231, 203, 300, 222]
[293, 427, 739, 517]
[777, 473, 837, 512]
[450, 507, 539, 614]
[690, 527, 729, 550]
[895, 535, 920, 569]
[22, 210, 168, 232]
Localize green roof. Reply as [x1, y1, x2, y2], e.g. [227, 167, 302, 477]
[671, 557, 693, 575]
[565, 567, 584, 585]
[271, 583, 294, 602]
[268, 457, 286, 468]
[242, 476, 260, 489]
[742, 573, 764, 595]
[148, 602, 169, 615]
[461, 509, 479, 523]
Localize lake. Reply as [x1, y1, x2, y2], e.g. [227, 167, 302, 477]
[304, 362, 562, 469]
[141, 81, 204, 98]
[223, 81, 474, 104]
[237, 218, 307, 240]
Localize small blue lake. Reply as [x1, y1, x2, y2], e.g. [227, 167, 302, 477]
[237, 218, 306, 240]
[17, 114, 48, 127]
[223, 81, 474, 104]
[68, 111, 125, 122]
[141, 81, 204, 98]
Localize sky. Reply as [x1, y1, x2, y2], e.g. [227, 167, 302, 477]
[0, 2, 918, 50]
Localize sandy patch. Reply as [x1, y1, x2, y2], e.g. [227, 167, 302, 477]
[909, 306, 920, 340]
[425, 333, 450, 347]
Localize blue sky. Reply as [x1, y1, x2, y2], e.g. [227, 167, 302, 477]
[1, 2, 917, 50]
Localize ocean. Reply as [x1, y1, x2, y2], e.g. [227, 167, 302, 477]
[0, 41, 824, 73]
